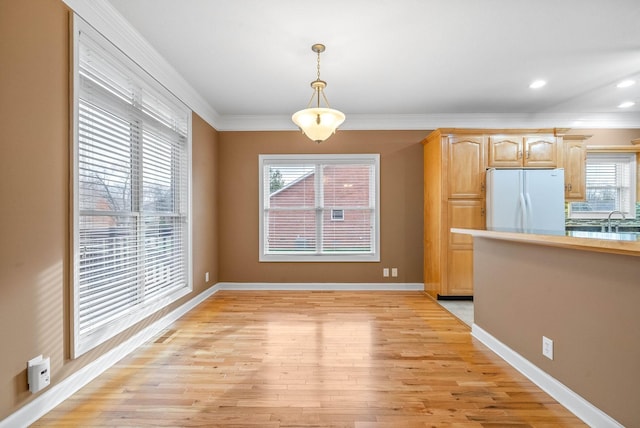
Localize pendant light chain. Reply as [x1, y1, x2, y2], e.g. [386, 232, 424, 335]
[316, 48, 332, 108]
[291, 43, 345, 143]
[315, 48, 322, 108]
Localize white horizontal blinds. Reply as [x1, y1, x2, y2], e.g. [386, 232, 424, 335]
[322, 164, 374, 253]
[265, 164, 317, 253]
[76, 28, 189, 345]
[579, 153, 635, 214]
[141, 126, 188, 300]
[77, 98, 140, 334]
[263, 158, 376, 256]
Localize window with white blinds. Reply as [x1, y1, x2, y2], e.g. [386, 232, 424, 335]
[570, 153, 637, 219]
[259, 154, 380, 262]
[73, 20, 191, 357]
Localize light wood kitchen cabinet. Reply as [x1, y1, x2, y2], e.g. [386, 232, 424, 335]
[422, 129, 486, 299]
[447, 200, 484, 296]
[448, 137, 486, 198]
[487, 135, 522, 167]
[448, 200, 485, 247]
[563, 135, 589, 201]
[422, 128, 567, 299]
[488, 134, 560, 168]
[446, 249, 474, 296]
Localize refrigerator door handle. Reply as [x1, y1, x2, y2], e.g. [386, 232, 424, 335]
[524, 192, 533, 232]
[519, 192, 527, 232]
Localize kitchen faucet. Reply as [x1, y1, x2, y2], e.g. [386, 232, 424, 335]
[606, 210, 626, 232]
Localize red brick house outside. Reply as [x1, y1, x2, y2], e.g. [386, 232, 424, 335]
[266, 164, 373, 254]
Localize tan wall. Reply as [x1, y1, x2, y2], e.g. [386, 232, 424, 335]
[0, 1, 219, 419]
[217, 130, 425, 283]
[473, 238, 640, 427]
[0, 0, 70, 418]
[192, 114, 220, 288]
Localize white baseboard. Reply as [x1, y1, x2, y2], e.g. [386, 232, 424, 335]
[217, 282, 424, 291]
[0, 284, 223, 428]
[471, 324, 624, 428]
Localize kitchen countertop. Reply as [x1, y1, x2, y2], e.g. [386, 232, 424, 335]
[451, 228, 640, 257]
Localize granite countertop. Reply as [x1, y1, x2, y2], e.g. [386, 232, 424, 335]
[566, 230, 640, 242]
[565, 225, 640, 233]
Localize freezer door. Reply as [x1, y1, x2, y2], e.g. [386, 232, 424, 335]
[486, 169, 524, 231]
[523, 169, 566, 233]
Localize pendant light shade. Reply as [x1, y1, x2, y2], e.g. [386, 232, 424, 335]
[292, 44, 345, 143]
[292, 107, 346, 143]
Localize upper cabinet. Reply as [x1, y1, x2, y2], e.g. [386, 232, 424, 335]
[487, 135, 522, 167]
[447, 136, 486, 198]
[488, 134, 559, 168]
[563, 135, 589, 201]
[525, 136, 559, 167]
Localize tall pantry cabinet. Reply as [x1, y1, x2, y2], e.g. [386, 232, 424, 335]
[423, 130, 486, 299]
[422, 128, 568, 299]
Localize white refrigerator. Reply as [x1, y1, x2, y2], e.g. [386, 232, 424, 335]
[486, 168, 566, 233]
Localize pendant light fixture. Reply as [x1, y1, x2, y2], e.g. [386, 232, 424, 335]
[292, 43, 345, 143]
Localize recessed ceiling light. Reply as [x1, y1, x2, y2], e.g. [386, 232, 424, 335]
[616, 80, 636, 88]
[618, 101, 635, 108]
[529, 80, 547, 89]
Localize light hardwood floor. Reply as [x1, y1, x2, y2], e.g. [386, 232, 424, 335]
[34, 291, 586, 427]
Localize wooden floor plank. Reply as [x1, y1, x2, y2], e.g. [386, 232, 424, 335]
[33, 291, 586, 427]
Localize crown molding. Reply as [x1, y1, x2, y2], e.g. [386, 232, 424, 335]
[217, 112, 640, 132]
[61, 0, 222, 130]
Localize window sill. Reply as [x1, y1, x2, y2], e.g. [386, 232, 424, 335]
[260, 254, 380, 263]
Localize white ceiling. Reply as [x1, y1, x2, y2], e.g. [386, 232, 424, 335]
[104, 0, 640, 130]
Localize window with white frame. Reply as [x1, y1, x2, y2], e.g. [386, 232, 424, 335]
[569, 153, 637, 219]
[259, 154, 380, 262]
[72, 19, 191, 357]
[331, 209, 345, 221]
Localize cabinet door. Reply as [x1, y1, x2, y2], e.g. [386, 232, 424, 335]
[446, 199, 484, 296]
[448, 136, 486, 198]
[448, 200, 485, 246]
[488, 136, 523, 167]
[447, 249, 474, 296]
[564, 140, 586, 200]
[524, 136, 558, 167]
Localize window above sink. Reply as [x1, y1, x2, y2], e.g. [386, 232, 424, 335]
[569, 152, 637, 219]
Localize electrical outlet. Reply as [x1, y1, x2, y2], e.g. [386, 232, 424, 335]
[391, 268, 398, 277]
[383, 268, 389, 277]
[205, 272, 210, 282]
[542, 336, 554, 360]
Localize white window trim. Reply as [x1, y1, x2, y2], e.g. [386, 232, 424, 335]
[569, 153, 637, 220]
[259, 154, 380, 262]
[331, 209, 345, 221]
[71, 17, 192, 358]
